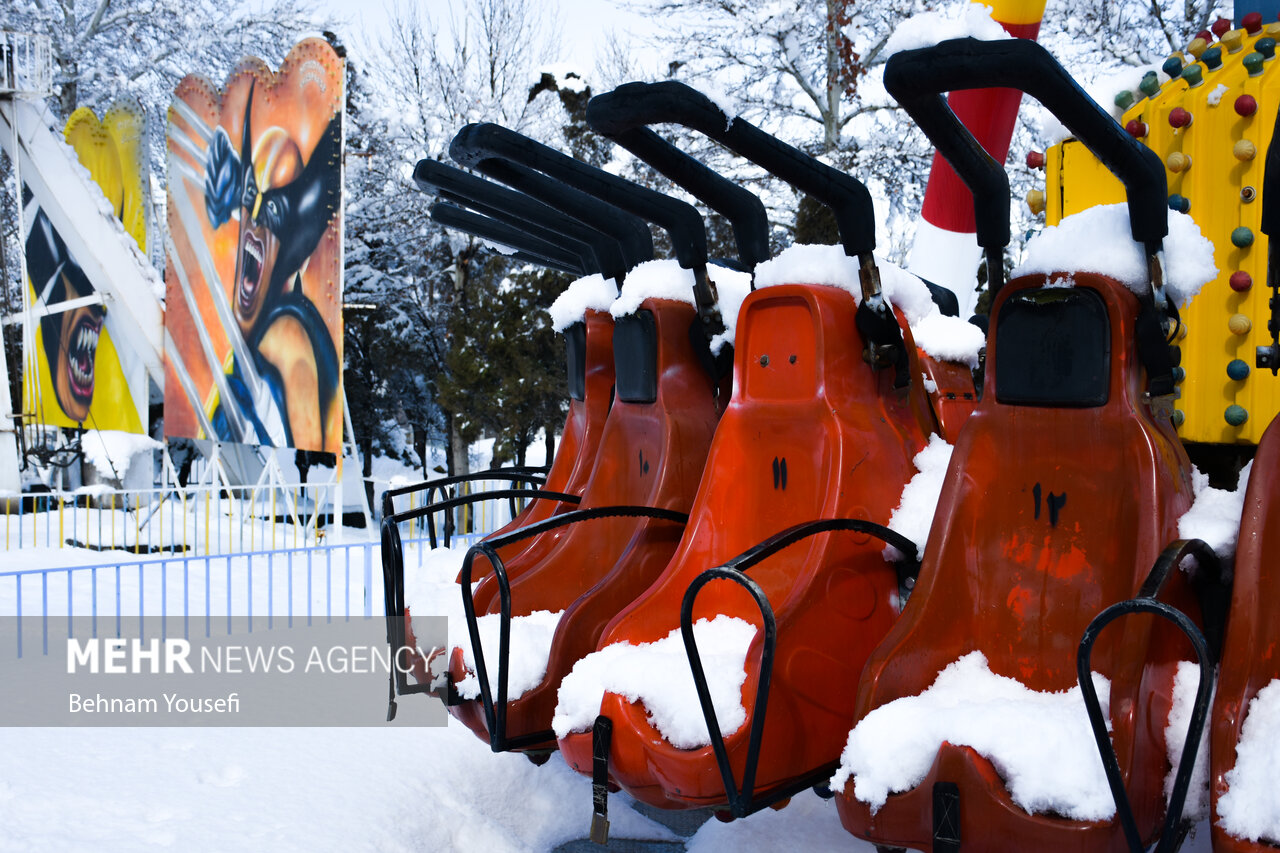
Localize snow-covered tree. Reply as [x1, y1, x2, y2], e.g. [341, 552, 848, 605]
[348, 0, 579, 477]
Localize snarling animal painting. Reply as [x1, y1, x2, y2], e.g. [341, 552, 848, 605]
[163, 38, 343, 452]
[22, 99, 151, 434]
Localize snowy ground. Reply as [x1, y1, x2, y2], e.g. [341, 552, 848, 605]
[0, 532, 1222, 852]
[0, 717, 1220, 852]
[0, 717, 883, 852]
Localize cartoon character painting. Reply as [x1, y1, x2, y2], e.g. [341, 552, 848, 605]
[163, 39, 344, 453]
[21, 99, 149, 434]
[25, 200, 105, 425]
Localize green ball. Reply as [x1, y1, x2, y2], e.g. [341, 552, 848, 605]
[1227, 359, 1251, 381]
[1225, 404, 1249, 426]
[1172, 409, 1186, 428]
[1232, 227, 1255, 248]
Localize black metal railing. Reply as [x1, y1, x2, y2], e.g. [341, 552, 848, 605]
[459, 504, 689, 752]
[679, 517, 921, 818]
[380, 485, 578, 720]
[1077, 538, 1229, 853]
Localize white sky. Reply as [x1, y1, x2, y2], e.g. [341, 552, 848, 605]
[316, 0, 660, 82]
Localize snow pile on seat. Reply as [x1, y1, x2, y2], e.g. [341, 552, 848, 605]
[404, 546, 470, 654]
[610, 259, 699, 316]
[754, 244, 984, 367]
[401, 546, 564, 701]
[1178, 461, 1253, 562]
[910, 310, 985, 368]
[553, 615, 757, 749]
[1012, 204, 1217, 307]
[880, 5, 1011, 59]
[1219, 679, 1280, 844]
[884, 434, 954, 561]
[608, 259, 752, 355]
[832, 651, 1114, 820]
[454, 609, 565, 701]
[706, 263, 754, 354]
[547, 274, 619, 332]
[1164, 660, 1212, 820]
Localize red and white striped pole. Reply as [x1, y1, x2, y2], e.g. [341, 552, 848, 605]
[906, 0, 1047, 318]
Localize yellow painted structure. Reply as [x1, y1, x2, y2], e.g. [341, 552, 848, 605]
[22, 98, 150, 434]
[1043, 23, 1280, 444]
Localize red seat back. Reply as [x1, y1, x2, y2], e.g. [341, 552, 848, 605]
[598, 283, 935, 647]
[1211, 413, 1280, 852]
[489, 297, 720, 615]
[488, 310, 616, 539]
[845, 273, 1197, 845]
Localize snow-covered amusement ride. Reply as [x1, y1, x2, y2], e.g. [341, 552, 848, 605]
[383, 8, 1280, 853]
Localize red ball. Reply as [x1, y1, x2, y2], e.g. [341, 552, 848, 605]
[1196, 29, 1213, 42]
[1125, 119, 1148, 138]
[1236, 95, 1258, 117]
[1169, 107, 1192, 128]
[1244, 11, 1263, 33]
[1025, 150, 1046, 169]
[1230, 271, 1253, 292]
[1211, 17, 1231, 36]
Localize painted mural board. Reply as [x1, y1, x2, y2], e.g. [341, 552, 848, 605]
[163, 39, 343, 453]
[22, 98, 150, 434]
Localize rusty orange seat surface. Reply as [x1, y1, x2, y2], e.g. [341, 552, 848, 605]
[836, 272, 1200, 853]
[449, 297, 720, 747]
[557, 281, 939, 808]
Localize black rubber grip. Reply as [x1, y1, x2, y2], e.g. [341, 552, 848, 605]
[884, 37, 1167, 255]
[586, 80, 877, 257]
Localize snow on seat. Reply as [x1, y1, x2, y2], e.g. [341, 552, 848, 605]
[447, 259, 726, 750]
[552, 615, 756, 749]
[832, 651, 1115, 821]
[835, 270, 1209, 852]
[1211, 413, 1280, 853]
[1217, 679, 1280, 846]
[454, 610, 565, 701]
[556, 252, 954, 810]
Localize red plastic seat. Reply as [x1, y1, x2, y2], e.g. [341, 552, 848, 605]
[1211, 413, 1280, 853]
[836, 272, 1202, 853]
[466, 309, 617, 582]
[448, 297, 721, 747]
[397, 309, 616, 685]
[556, 281, 940, 808]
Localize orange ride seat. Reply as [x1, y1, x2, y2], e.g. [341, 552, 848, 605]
[448, 295, 720, 750]
[1210, 412, 1280, 853]
[556, 277, 939, 809]
[836, 272, 1203, 853]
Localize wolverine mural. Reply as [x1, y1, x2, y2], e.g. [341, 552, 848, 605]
[164, 39, 344, 453]
[22, 99, 151, 434]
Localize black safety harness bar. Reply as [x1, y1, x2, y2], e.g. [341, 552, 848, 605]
[458, 504, 689, 752]
[1077, 538, 1230, 853]
[884, 38, 1178, 405]
[675, 519, 920, 819]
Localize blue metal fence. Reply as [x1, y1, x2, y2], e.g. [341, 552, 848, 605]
[1, 539, 385, 658]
